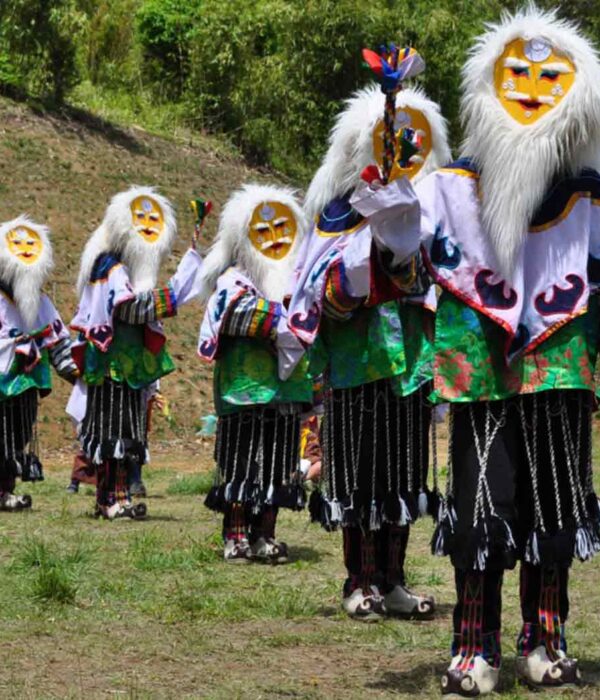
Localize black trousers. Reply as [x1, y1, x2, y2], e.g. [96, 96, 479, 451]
[317, 380, 433, 528]
[205, 405, 304, 515]
[444, 390, 595, 571]
[444, 390, 593, 663]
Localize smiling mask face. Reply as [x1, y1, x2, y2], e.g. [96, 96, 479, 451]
[6, 226, 43, 265]
[494, 37, 575, 124]
[248, 201, 297, 260]
[130, 195, 165, 243]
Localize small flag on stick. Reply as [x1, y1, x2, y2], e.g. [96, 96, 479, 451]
[190, 198, 212, 248]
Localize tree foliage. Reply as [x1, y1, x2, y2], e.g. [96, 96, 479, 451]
[1, 0, 600, 178]
[0, 0, 87, 104]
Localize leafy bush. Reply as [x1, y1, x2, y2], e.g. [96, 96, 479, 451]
[83, 0, 141, 87]
[3, 0, 600, 177]
[0, 0, 87, 104]
[136, 0, 195, 98]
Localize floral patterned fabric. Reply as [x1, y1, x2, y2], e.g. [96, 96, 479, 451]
[82, 321, 175, 389]
[391, 303, 435, 398]
[316, 300, 433, 397]
[0, 352, 51, 400]
[214, 337, 313, 416]
[432, 291, 600, 403]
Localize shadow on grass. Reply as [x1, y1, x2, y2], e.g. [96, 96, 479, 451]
[432, 602, 454, 619]
[579, 658, 600, 686]
[288, 545, 323, 564]
[366, 660, 446, 694]
[317, 605, 340, 618]
[0, 83, 145, 154]
[369, 657, 600, 695]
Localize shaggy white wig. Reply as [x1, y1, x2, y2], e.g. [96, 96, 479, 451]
[0, 216, 54, 330]
[304, 85, 451, 220]
[461, 4, 600, 279]
[197, 183, 307, 304]
[77, 186, 177, 296]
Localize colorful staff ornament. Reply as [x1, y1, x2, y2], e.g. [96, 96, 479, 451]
[362, 45, 425, 93]
[190, 198, 213, 229]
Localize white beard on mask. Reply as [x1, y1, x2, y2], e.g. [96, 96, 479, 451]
[461, 6, 600, 281]
[197, 183, 307, 305]
[77, 185, 177, 297]
[0, 216, 54, 331]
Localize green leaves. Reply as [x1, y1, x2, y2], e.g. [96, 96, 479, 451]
[0, 0, 87, 104]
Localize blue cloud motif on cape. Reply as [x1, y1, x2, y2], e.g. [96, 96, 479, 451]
[475, 270, 518, 310]
[535, 274, 584, 316]
[430, 224, 460, 270]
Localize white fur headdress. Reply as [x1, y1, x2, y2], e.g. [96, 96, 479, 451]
[77, 185, 177, 296]
[304, 85, 451, 220]
[461, 4, 600, 278]
[0, 215, 53, 330]
[197, 183, 306, 304]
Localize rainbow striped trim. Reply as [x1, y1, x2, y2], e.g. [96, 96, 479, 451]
[248, 298, 280, 338]
[153, 285, 177, 319]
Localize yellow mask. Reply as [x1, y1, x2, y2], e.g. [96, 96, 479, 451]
[6, 226, 43, 265]
[248, 201, 297, 260]
[494, 38, 575, 125]
[373, 107, 432, 182]
[130, 196, 165, 243]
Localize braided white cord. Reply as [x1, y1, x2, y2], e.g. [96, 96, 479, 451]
[431, 405, 439, 494]
[447, 406, 455, 498]
[329, 391, 338, 502]
[395, 392, 401, 497]
[406, 393, 414, 494]
[384, 381, 392, 495]
[371, 383, 379, 506]
[559, 394, 586, 524]
[256, 406, 266, 494]
[348, 389, 357, 492]
[585, 397, 594, 496]
[518, 395, 546, 533]
[469, 403, 505, 526]
[544, 394, 564, 531]
[418, 389, 424, 492]
[354, 385, 365, 491]
[340, 390, 351, 497]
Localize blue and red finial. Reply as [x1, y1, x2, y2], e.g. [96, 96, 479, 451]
[362, 45, 425, 93]
[362, 44, 425, 184]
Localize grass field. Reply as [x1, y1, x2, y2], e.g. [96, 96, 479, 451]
[1, 449, 600, 700]
[2, 86, 600, 700]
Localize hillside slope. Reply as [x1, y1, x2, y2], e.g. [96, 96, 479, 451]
[0, 97, 281, 459]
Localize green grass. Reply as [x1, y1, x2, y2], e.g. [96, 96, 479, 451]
[165, 471, 214, 496]
[10, 538, 93, 604]
[2, 467, 600, 699]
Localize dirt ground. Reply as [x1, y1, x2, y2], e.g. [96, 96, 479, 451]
[2, 92, 600, 700]
[0, 457, 599, 700]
